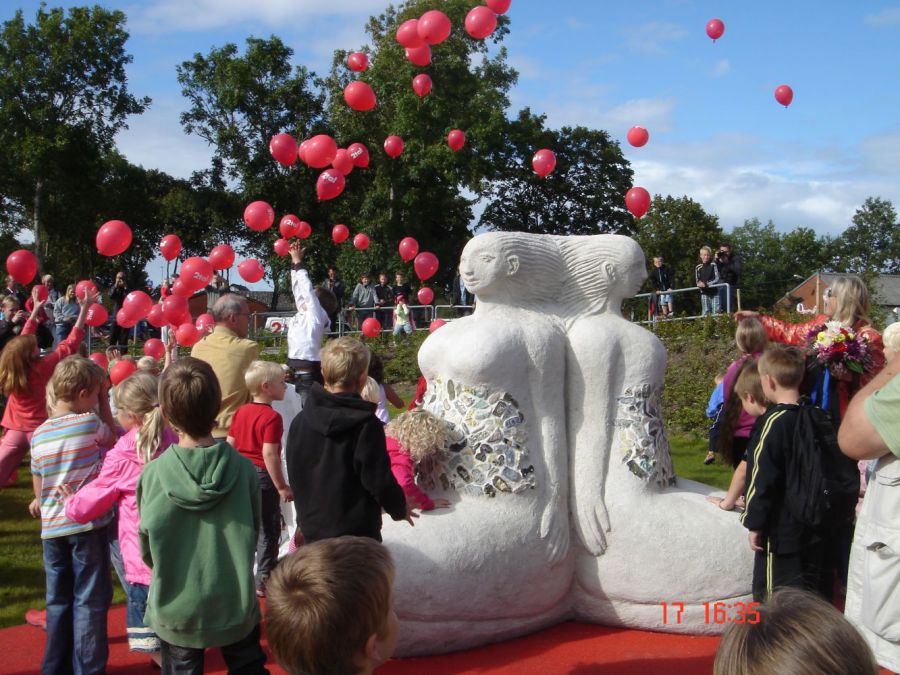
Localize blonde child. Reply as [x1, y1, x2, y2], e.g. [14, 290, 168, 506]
[392, 294, 413, 337]
[882, 321, 900, 363]
[708, 359, 767, 511]
[137, 355, 160, 375]
[29, 356, 117, 673]
[60, 371, 177, 665]
[385, 409, 452, 510]
[227, 360, 291, 596]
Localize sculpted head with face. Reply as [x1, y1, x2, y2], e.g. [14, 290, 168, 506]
[458, 232, 564, 305]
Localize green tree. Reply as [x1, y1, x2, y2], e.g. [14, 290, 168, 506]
[0, 5, 149, 268]
[633, 194, 722, 295]
[322, 0, 518, 288]
[479, 111, 634, 236]
[176, 36, 327, 306]
[830, 197, 899, 274]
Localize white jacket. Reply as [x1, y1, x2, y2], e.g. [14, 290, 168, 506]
[287, 267, 330, 362]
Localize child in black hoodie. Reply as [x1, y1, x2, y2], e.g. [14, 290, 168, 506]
[286, 337, 413, 544]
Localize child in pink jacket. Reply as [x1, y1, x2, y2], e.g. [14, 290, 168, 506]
[384, 409, 451, 510]
[61, 371, 177, 665]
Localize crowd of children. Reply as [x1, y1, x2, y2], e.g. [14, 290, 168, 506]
[4, 267, 899, 673]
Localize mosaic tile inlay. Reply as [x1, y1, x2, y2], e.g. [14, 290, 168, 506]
[614, 383, 676, 487]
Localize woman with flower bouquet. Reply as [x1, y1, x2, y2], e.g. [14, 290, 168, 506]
[735, 275, 884, 423]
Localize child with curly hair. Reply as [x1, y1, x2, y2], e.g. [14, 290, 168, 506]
[384, 409, 451, 510]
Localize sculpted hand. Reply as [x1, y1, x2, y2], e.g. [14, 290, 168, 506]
[574, 496, 609, 556]
[540, 497, 569, 565]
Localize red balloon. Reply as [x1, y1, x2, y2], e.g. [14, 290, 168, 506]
[485, 0, 511, 13]
[398, 237, 419, 262]
[396, 18, 425, 48]
[110, 359, 137, 386]
[160, 234, 182, 261]
[347, 51, 368, 72]
[775, 84, 794, 107]
[414, 251, 439, 281]
[195, 312, 215, 334]
[353, 233, 370, 250]
[332, 224, 350, 244]
[162, 295, 190, 326]
[417, 287, 434, 305]
[85, 303, 108, 328]
[269, 133, 298, 166]
[274, 238, 290, 256]
[706, 18, 725, 41]
[143, 338, 165, 360]
[89, 352, 109, 371]
[361, 317, 382, 338]
[244, 201, 274, 232]
[96, 220, 132, 257]
[384, 135, 404, 159]
[418, 10, 452, 45]
[316, 169, 346, 201]
[237, 259, 265, 283]
[465, 6, 497, 39]
[625, 187, 652, 219]
[447, 129, 466, 151]
[532, 149, 557, 178]
[75, 280, 98, 302]
[5, 250, 37, 285]
[209, 244, 235, 270]
[175, 322, 201, 347]
[123, 290, 153, 320]
[305, 134, 339, 168]
[180, 256, 214, 291]
[279, 215, 301, 239]
[332, 148, 354, 176]
[347, 142, 370, 168]
[171, 277, 192, 298]
[116, 307, 137, 329]
[412, 74, 432, 97]
[429, 318, 447, 333]
[344, 81, 377, 112]
[298, 139, 309, 165]
[627, 126, 649, 148]
[33, 284, 49, 302]
[405, 44, 432, 67]
[147, 303, 165, 328]
[297, 221, 312, 239]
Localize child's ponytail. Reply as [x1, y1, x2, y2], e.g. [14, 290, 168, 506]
[114, 371, 166, 464]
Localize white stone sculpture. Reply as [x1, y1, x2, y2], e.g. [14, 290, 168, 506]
[381, 232, 752, 657]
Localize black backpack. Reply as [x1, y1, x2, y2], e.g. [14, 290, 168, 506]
[785, 399, 859, 529]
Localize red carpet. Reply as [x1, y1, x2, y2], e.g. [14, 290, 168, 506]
[0, 605, 722, 674]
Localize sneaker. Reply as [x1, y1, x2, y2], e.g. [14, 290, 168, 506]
[25, 609, 46, 630]
[704, 452, 716, 466]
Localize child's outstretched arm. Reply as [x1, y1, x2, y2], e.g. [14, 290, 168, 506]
[383, 383, 404, 409]
[707, 460, 747, 511]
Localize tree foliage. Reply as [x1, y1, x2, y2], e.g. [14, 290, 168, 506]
[829, 197, 899, 274]
[0, 5, 149, 267]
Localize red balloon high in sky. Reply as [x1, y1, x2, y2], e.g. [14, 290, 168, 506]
[485, 0, 512, 13]
[465, 6, 497, 39]
[418, 10, 452, 45]
[706, 18, 725, 41]
[532, 149, 556, 178]
[398, 236, 419, 262]
[353, 233, 370, 250]
[396, 19, 425, 48]
[405, 44, 432, 66]
[625, 187, 652, 219]
[269, 133, 298, 166]
[412, 74, 432, 97]
[304, 134, 339, 168]
[414, 251, 439, 281]
[244, 201, 275, 231]
[627, 126, 649, 148]
[332, 224, 350, 244]
[384, 135, 404, 158]
[96, 220, 132, 256]
[344, 81, 377, 111]
[348, 142, 370, 167]
[160, 234, 182, 261]
[316, 169, 346, 201]
[347, 52, 368, 72]
[774, 85, 794, 107]
[209, 244, 235, 270]
[447, 129, 466, 151]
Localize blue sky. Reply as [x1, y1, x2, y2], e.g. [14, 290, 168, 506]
[8, 0, 900, 285]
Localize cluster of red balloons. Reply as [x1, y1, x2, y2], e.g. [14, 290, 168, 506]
[267, 133, 371, 203]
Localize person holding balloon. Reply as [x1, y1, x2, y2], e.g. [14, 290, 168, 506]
[0, 286, 97, 487]
[392, 295, 414, 340]
[286, 242, 336, 405]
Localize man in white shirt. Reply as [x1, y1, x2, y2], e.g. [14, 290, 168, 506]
[287, 242, 336, 404]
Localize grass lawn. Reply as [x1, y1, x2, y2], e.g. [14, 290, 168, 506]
[0, 384, 732, 629]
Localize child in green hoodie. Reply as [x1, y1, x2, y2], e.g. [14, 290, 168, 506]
[137, 357, 268, 673]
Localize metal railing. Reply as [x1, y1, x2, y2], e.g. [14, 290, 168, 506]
[628, 283, 736, 325]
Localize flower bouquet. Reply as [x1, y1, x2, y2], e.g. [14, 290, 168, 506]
[805, 320, 874, 379]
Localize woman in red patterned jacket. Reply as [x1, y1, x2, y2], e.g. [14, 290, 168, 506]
[734, 275, 884, 422]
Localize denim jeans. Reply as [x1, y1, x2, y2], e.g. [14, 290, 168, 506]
[255, 468, 282, 590]
[700, 293, 720, 316]
[160, 624, 268, 675]
[125, 581, 159, 652]
[42, 526, 112, 675]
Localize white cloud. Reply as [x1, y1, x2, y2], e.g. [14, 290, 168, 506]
[712, 59, 730, 78]
[864, 7, 900, 27]
[859, 133, 900, 174]
[621, 21, 688, 56]
[542, 96, 676, 136]
[115, 97, 213, 179]
[127, 0, 386, 34]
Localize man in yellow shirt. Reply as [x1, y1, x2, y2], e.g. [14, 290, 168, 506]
[191, 294, 259, 439]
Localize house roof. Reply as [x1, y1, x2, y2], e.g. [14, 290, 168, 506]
[784, 273, 900, 307]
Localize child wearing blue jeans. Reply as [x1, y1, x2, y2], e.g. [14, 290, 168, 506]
[29, 355, 117, 674]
